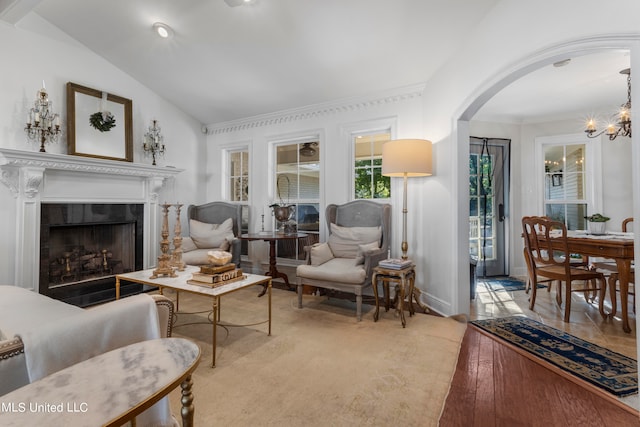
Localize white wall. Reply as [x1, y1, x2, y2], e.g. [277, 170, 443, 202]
[0, 14, 206, 286]
[471, 118, 633, 281]
[203, 0, 640, 316]
[422, 0, 640, 315]
[206, 86, 424, 272]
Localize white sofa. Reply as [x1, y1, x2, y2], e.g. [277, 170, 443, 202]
[0, 285, 174, 396]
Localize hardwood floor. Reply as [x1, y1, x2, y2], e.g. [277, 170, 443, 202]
[439, 326, 640, 427]
[439, 278, 640, 427]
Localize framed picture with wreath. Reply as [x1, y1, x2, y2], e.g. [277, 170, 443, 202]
[66, 82, 133, 162]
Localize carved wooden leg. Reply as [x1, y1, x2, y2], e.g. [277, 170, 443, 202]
[181, 374, 195, 427]
[564, 282, 572, 323]
[608, 274, 618, 317]
[372, 272, 380, 321]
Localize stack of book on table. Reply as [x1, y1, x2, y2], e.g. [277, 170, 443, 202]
[187, 263, 245, 287]
[378, 258, 413, 270]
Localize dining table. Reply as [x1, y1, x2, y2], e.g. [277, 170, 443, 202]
[547, 230, 635, 332]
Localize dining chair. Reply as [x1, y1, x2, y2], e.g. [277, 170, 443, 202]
[522, 216, 607, 322]
[523, 216, 588, 301]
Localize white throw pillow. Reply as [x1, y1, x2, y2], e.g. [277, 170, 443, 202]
[355, 241, 380, 265]
[181, 236, 198, 252]
[310, 242, 334, 266]
[327, 223, 382, 258]
[190, 218, 234, 249]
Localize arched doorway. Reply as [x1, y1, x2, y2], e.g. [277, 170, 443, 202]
[452, 36, 640, 384]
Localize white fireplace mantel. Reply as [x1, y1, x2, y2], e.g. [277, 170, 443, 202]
[0, 148, 183, 291]
[0, 148, 182, 198]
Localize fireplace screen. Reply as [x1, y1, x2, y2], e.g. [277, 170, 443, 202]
[47, 222, 135, 287]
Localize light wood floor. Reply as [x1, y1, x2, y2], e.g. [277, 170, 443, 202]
[439, 278, 639, 427]
[469, 277, 636, 359]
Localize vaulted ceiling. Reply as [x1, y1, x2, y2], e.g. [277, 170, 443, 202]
[1, 0, 630, 126]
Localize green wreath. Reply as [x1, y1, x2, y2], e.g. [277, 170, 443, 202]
[89, 111, 116, 132]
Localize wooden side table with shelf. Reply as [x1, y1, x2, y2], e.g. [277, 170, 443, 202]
[372, 264, 418, 327]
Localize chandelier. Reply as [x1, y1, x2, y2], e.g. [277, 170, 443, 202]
[143, 119, 165, 165]
[585, 68, 631, 141]
[24, 82, 61, 152]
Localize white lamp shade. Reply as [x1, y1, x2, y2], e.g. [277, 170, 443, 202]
[382, 139, 433, 177]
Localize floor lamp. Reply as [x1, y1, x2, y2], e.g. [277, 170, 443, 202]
[382, 139, 433, 260]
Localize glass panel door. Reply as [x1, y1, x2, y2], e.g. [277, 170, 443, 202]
[469, 138, 509, 277]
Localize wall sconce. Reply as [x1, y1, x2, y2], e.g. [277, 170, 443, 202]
[24, 81, 61, 152]
[143, 119, 165, 165]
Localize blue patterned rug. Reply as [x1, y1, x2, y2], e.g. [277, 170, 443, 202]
[471, 316, 638, 397]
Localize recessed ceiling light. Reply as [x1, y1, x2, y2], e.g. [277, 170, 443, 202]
[153, 22, 173, 39]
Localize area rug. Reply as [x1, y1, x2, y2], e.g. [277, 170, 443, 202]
[471, 316, 638, 397]
[480, 277, 545, 292]
[163, 287, 467, 426]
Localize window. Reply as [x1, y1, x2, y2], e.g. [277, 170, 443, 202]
[535, 133, 601, 231]
[228, 150, 249, 202]
[543, 143, 588, 230]
[274, 139, 320, 260]
[353, 132, 391, 199]
[469, 151, 494, 260]
[225, 148, 249, 255]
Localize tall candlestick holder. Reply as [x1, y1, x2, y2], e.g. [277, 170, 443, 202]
[150, 203, 177, 279]
[170, 203, 186, 271]
[24, 83, 62, 153]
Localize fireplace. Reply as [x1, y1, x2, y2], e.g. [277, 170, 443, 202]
[40, 203, 149, 306]
[0, 148, 182, 297]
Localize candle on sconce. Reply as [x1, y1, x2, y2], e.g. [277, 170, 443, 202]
[606, 124, 615, 135]
[34, 112, 40, 122]
[620, 109, 630, 122]
[586, 119, 596, 132]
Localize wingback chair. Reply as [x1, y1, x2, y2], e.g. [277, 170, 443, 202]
[182, 201, 243, 266]
[296, 200, 391, 320]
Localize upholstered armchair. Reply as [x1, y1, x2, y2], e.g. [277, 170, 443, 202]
[182, 201, 243, 266]
[296, 200, 391, 320]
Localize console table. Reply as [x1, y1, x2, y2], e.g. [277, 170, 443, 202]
[0, 337, 200, 427]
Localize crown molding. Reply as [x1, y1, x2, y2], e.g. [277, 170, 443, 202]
[208, 84, 425, 135]
[0, 148, 183, 179]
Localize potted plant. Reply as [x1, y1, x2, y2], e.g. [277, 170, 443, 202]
[584, 213, 610, 235]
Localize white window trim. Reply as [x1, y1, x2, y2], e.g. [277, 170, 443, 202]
[220, 141, 252, 203]
[534, 132, 603, 217]
[267, 130, 324, 248]
[340, 117, 397, 201]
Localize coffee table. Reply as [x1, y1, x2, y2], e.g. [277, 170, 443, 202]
[0, 337, 200, 427]
[116, 266, 272, 367]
